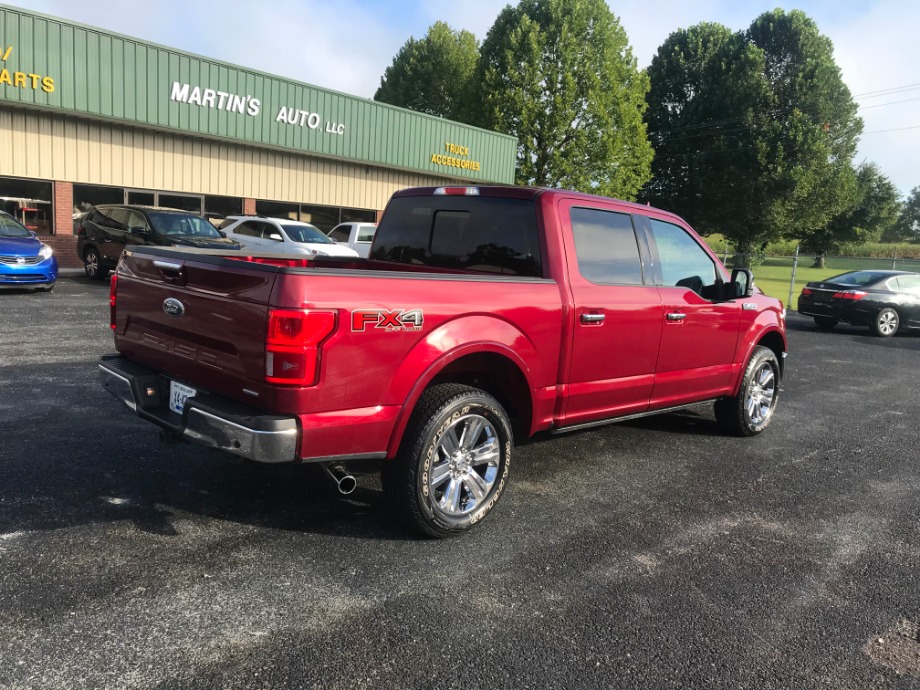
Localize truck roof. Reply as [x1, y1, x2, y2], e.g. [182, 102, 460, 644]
[390, 186, 685, 223]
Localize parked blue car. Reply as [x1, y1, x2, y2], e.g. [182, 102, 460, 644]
[0, 210, 58, 291]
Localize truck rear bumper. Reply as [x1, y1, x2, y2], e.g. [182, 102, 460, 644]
[98, 354, 299, 463]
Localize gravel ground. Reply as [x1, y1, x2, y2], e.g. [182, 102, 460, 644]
[1, 275, 919, 689]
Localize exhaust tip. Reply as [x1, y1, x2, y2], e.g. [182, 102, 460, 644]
[321, 463, 357, 495]
[337, 475, 357, 495]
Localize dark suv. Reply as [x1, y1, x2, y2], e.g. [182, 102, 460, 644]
[76, 205, 242, 280]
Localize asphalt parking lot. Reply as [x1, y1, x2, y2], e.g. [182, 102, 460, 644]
[1, 276, 919, 689]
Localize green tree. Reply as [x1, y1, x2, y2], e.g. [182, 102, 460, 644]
[374, 21, 480, 122]
[800, 163, 902, 266]
[477, 0, 652, 199]
[644, 10, 863, 263]
[887, 186, 920, 242]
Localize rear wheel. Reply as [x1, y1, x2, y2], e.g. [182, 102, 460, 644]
[872, 307, 899, 337]
[813, 316, 838, 330]
[383, 383, 512, 538]
[714, 346, 780, 437]
[83, 247, 107, 281]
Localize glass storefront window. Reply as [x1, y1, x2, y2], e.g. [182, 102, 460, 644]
[298, 204, 340, 232]
[341, 207, 377, 224]
[256, 200, 299, 221]
[0, 176, 53, 233]
[204, 195, 242, 220]
[74, 184, 124, 233]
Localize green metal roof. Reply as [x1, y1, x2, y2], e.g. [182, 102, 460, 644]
[0, 4, 516, 183]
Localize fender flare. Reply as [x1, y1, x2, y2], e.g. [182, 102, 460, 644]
[383, 315, 543, 458]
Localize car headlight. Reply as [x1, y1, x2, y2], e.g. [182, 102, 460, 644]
[39, 244, 53, 259]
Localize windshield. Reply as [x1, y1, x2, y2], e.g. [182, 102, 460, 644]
[148, 212, 222, 238]
[281, 223, 334, 244]
[0, 213, 31, 238]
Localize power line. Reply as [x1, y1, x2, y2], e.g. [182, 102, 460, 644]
[862, 124, 920, 135]
[860, 96, 920, 110]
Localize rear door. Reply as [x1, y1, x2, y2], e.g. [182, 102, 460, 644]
[99, 207, 130, 264]
[640, 216, 740, 407]
[558, 199, 663, 425]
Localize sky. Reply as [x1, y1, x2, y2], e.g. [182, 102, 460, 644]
[11, 0, 920, 197]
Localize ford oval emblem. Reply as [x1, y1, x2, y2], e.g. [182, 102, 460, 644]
[163, 297, 185, 318]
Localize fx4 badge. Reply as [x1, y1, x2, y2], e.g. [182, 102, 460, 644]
[352, 308, 424, 332]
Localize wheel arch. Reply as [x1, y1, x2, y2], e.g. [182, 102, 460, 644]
[385, 331, 539, 460]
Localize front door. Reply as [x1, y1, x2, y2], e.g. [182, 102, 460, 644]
[642, 217, 741, 407]
[559, 201, 663, 426]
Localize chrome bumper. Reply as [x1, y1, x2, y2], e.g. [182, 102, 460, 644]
[99, 355, 299, 464]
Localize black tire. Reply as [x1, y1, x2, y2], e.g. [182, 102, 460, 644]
[872, 307, 899, 337]
[383, 383, 513, 538]
[813, 316, 838, 330]
[714, 345, 780, 437]
[83, 247, 107, 281]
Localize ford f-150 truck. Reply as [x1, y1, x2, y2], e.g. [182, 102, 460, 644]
[99, 186, 787, 537]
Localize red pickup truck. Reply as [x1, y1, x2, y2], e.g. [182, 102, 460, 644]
[99, 186, 787, 537]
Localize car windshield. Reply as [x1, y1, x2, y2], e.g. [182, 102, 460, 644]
[0, 214, 31, 238]
[828, 271, 891, 286]
[148, 212, 222, 238]
[281, 224, 334, 244]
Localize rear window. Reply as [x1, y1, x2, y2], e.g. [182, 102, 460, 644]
[828, 271, 891, 286]
[371, 196, 542, 277]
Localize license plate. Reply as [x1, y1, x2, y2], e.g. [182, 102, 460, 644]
[169, 380, 197, 414]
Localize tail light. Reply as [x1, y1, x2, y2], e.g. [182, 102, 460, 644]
[109, 273, 118, 331]
[801, 287, 812, 295]
[832, 290, 867, 300]
[265, 309, 337, 385]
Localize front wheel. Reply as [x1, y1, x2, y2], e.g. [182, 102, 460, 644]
[872, 307, 899, 337]
[83, 247, 107, 281]
[383, 383, 513, 538]
[714, 346, 780, 437]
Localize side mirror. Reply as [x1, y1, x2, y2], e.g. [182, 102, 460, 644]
[730, 268, 755, 298]
[129, 226, 148, 235]
[28, 230, 38, 238]
[218, 230, 227, 238]
[268, 233, 283, 241]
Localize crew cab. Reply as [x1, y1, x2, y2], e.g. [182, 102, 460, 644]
[98, 186, 787, 537]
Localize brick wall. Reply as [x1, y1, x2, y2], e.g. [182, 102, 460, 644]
[40, 235, 81, 269]
[243, 197, 256, 215]
[53, 181, 73, 236]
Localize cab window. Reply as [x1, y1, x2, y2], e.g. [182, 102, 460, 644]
[570, 207, 644, 285]
[648, 219, 718, 296]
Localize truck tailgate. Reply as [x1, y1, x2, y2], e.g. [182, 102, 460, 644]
[113, 249, 277, 404]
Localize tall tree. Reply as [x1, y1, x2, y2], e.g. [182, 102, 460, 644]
[800, 163, 902, 265]
[887, 186, 920, 242]
[477, 0, 652, 199]
[374, 21, 479, 122]
[644, 10, 863, 260]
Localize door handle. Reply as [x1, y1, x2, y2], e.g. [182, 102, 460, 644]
[580, 313, 606, 324]
[666, 312, 686, 322]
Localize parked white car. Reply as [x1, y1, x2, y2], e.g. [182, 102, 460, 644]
[220, 216, 360, 258]
[327, 222, 377, 258]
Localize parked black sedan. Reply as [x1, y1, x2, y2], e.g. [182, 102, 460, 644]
[798, 270, 920, 337]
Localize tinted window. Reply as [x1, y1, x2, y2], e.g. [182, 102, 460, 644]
[329, 225, 351, 242]
[648, 219, 717, 294]
[109, 208, 131, 228]
[372, 196, 542, 277]
[570, 207, 643, 285]
[827, 271, 891, 286]
[94, 208, 122, 229]
[126, 210, 149, 231]
[357, 225, 376, 242]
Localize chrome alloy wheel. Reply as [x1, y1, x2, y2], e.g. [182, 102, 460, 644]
[878, 310, 899, 336]
[84, 250, 100, 278]
[745, 362, 776, 426]
[428, 413, 500, 519]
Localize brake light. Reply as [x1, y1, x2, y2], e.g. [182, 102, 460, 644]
[433, 187, 480, 196]
[109, 273, 118, 331]
[832, 290, 867, 300]
[265, 309, 337, 385]
[801, 287, 812, 295]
